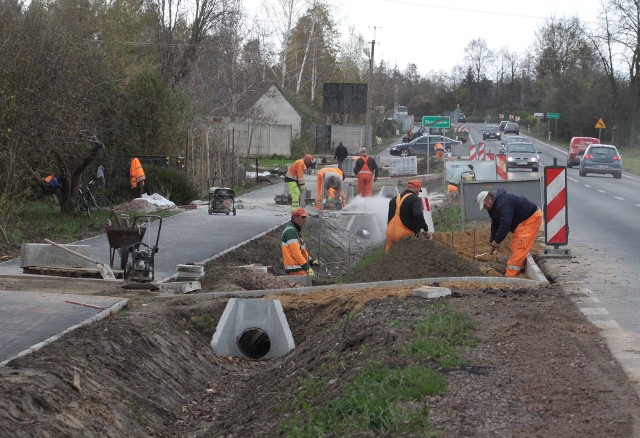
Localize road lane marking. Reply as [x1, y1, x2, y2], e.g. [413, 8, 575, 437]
[615, 196, 624, 200]
[585, 184, 592, 188]
[597, 189, 606, 193]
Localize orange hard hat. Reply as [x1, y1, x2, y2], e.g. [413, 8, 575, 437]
[407, 179, 422, 189]
[303, 154, 313, 164]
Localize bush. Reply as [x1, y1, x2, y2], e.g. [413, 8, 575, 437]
[109, 166, 199, 206]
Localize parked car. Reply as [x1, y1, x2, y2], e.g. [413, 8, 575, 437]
[499, 121, 509, 132]
[504, 122, 520, 134]
[505, 141, 540, 172]
[579, 144, 622, 178]
[389, 135, 462, 157]
[567, 136, 599, 168]
[482, 125, 501, 140]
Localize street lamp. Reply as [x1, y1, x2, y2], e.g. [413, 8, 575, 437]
[363, 31, 375, 154]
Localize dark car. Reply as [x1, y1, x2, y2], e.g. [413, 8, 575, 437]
[389, 135, 462, 157]
[457, 113, 466, 123]
[505, 141, 540, 172]
[499, 121, 509, 132]
[579, 144, 622, 178]
[403, 126, 447, 142]
[482, 125, 501, 140]
[403, 126, 425, 142]
[504, 122, 520, 135]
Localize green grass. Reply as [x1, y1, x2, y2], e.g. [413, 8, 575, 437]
[281, 363, 445, 436]
[402, 304, 476, 368]
[432, 203, 462, 232]
[280, 304, 476, 436]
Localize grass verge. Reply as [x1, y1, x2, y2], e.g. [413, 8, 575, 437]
[280, 303, 475, 436]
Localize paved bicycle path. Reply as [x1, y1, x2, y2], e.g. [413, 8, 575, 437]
[0, 181, 294, 281]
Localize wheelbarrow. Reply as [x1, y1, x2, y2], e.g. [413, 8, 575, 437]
[106, 220, 147, 270]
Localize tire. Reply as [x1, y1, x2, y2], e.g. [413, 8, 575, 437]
[399, 149, 411, 157]
[208, 207, 212, 215]
[567, 162, 572, 168]
[579, 168, 586, 177]
[233, 208, 237, 216]
[614, 172, 622, 179]
[75, 197, 89, 216]
[90, 195, 112, 214]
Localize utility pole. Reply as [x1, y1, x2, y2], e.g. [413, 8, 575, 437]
[364, 27, 376, 154]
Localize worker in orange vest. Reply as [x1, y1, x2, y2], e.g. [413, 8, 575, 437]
[353, 148, 379, 197]
[285, 154, 313, 210]
[385, 179, 431, 253]
[129, 158, 146, 198]
[315, 167, 345, 209]
[434, 143, 445, 160]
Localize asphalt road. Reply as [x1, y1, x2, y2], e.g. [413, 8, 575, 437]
[466, 123, 640, 375]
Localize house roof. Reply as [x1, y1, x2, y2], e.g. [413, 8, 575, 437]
[211, 81, 293, 119]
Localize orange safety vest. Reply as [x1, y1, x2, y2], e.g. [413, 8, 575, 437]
[285, 159, 307, 183]
[358, 156, 372, 174]
[129, 158, 145, 188]
[385, 193, 416, 253]
[316, 167, 343, 201]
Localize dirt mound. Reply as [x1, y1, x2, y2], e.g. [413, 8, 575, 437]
[349, 237, 485, 283]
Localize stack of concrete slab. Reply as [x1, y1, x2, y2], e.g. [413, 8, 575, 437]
[342, 157, 357, 177]
[389, 156, 417, 176]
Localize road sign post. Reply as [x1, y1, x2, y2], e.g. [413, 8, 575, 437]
[546, 113, 560, 140]
[595, 118, 606, 142]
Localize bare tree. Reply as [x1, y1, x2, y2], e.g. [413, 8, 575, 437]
[153, 0, 236, 87]
[464, 38, 494, 111]
[263, 0, 308, 88]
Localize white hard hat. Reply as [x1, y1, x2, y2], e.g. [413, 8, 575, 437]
[477, 191, 489, 210]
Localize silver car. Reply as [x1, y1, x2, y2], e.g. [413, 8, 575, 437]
[505, 142, 540, 172]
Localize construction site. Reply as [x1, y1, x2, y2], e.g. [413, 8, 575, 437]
[0, 159, 639, 437]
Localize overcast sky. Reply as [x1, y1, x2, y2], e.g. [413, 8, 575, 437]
[246, 0, 604, 76]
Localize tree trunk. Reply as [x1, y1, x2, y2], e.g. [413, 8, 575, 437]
[296, 19, 315, 94]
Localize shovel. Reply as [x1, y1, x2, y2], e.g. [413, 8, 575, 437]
[44, 239, 116, 280]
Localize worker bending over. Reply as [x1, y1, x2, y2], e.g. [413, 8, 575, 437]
[285, 154, 313, 210]
[280, 208, 320, 277]
[316, 167, 345, 209]
[353, 148, 379, 197]
[448, 164, 475, 193]
[477, 189, 543, 277]
[385, 179, 432, 253]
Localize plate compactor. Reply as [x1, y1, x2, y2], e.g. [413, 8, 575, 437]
[123, 215, 162, 283]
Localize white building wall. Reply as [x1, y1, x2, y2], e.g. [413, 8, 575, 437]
[253, 85, 302, 139]
[226, 123, 292, 156]
[330, 125, 365, 154]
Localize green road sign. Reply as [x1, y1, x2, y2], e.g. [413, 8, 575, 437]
[422, 115, 450, 128]
[546, 112, 560, 119]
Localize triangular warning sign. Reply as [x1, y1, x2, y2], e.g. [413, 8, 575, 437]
[595, 118, 606, 129]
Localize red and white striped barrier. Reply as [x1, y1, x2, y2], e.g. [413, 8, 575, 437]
[478, 142, 485, 160]
[469, 144, 476, 160]
[544, 166, 568, 245]
[418, 188, 434, 232]
[496, 154, 507, 180]
[485, 153, 495, 161]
